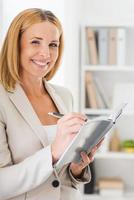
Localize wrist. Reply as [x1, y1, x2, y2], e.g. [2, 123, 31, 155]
[51, 144, 59, 164]
[70, 166, 84, 179]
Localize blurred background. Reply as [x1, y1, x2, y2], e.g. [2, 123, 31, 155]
[1, 0, 134, 199]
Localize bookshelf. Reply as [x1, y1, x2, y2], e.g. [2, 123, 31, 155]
[83, 194, 134, 200]
[80, 25, 134, 199]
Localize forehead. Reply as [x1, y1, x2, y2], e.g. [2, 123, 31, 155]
[22, 21, 60, 40]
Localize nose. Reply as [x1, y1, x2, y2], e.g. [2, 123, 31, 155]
[39, 45, 50, 60]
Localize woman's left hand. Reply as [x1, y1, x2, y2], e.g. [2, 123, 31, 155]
[70, 138, 104, 178]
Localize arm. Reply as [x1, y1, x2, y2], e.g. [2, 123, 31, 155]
[0, 148, 53, 200]
[0, 118, 54, 200]
[51, 85, 91, 185]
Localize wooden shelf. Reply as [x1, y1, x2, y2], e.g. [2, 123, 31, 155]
[95, 152, 134, 159]
[83, 194, 134, 200]
[83, 108, 134, 116]
[80, 25, 134, 196]
[82, 65, 134, 72]
[83, 108, 112, 115]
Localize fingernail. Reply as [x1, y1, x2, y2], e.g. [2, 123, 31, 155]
[90, 157, 94, 162]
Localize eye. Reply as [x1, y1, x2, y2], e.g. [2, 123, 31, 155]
[49, 43, 59, 48]
[31, 40, 40, 45]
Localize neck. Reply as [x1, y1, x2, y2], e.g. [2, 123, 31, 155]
[20, 75, 46, 97]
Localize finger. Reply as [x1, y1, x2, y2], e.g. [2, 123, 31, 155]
[88, 150, 95, 162]
[91, 146, 97, 153]
[62, 117, 86, 127]
[58, 112, 87, 123]
[89, 155, 94, 162]
[67, 124, 83, 134]
[89, 146, 97, 157]
[78, 152, 91, 168]
[57, 118, 85, 135]
[96, 137, 105, 148]
[89, 138, 104, 156]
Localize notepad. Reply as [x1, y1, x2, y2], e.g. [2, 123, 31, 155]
[55, 103, 127, 171]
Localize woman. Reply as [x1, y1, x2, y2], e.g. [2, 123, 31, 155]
[0, 8, 101, 200]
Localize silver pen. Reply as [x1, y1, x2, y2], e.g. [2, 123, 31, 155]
[48, 112, 88, 122]
[48, 112, 64, 119]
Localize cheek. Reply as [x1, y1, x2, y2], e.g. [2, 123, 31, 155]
[20, 43, 35, 59]
[20, 50, 33, 70]
[20, 49, 28, 60]
[51, 50, 59, 62]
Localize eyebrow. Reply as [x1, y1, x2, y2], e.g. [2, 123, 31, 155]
[31, 37, 59, 43]
[31, 37, 43, 40]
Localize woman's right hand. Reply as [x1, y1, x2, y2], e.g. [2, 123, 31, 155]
[51, 113, 87, 164]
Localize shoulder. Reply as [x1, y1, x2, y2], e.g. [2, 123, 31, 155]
[0, 84, 11, 100]
[0, 84, 8, 102]
[0, 84, 8, 121]
[0, 84, 11, 116]
[0, 83, 6, 92]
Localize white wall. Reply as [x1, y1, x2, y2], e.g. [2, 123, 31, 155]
[81, 0, 134, 25]
[63, 0, 83, 111]
[2, 0, 65, 36]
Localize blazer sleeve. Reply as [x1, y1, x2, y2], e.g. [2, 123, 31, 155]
[0, 147, 54, 200]
[0, 111, 54, 200]
[68, 165, 91, 186]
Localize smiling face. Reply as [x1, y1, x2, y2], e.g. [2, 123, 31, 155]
[19, 21, 60, 81]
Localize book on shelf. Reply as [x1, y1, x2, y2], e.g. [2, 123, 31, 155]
[85, 72, 111, 109]
[93, 82, 106, 109]
[97, 177, 124, 189]
[94, 77, 111, 108]
[98, 28, 108, 65]
[108, 28, 117, 65]
[116, 28, 126, 65]
[108, 27, 126, 65]
[84, 26, 127, 65]
[86, 27, 98, 65]
[97, 177, 124, 196]
[85, 71, 98, 108]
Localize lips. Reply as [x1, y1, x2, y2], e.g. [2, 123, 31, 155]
[31, 59, 50, 68]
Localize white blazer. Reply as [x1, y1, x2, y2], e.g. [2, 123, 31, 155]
[0, 80, 91, 200]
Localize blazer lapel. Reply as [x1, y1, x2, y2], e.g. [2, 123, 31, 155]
[7, 81, 68, 147]
[8, 84, 49, 147]
[44, 80, 68, 114]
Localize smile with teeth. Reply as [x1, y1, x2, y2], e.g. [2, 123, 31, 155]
[32, 59, 50, 68]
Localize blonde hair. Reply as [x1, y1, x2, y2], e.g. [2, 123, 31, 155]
[0, 8, 63, 91]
